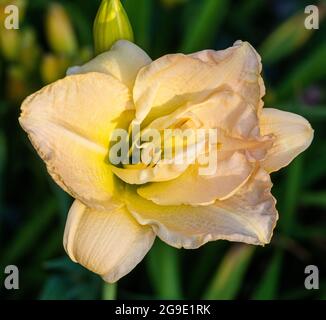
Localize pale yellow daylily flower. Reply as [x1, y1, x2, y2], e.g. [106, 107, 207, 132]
[19, 40, 313, 283]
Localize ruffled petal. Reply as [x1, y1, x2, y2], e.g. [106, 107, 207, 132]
[145, 90, 260, 138]
[133, 41, 264, 125]
[125, 168, 278, 248]
[190, 40, 265, 113]
[137, 151, 254, 205]
[19, 72, 133, 210]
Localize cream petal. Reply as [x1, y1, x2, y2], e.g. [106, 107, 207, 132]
[260, 108, 314, 173]
[216, 129, 274, 162]
[133, 40, 265, 125]
[67, 40, 152, 90]
[146, 90, 259, 139]
[137, 151, 254, 205]
[19, 72, 133, 211]
[126, 168, 278, 248]
[191, 40, 266, 114]
[64, 200, 155, 283]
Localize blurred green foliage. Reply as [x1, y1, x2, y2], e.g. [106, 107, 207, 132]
[0, 0, 325, 300]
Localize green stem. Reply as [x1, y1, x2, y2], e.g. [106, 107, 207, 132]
[301, 192, 326, 208]
[102, 282, 117, 300]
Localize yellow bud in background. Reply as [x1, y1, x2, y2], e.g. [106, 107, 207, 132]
[0, 29, 21, 60]
[45, 3, 78, 56]
[93, 0, 134, 55]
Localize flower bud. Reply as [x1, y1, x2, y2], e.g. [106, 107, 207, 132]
[45, 3, 78, 56]
[93, 0, 134, 55]
[0, 29, 20, 60]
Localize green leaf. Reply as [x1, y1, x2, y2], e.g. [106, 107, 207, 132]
[252, 250, 283, 300]
[302, 143, 326, 187]
[275, 43, 326, 101]
[279, 156, 303, 234]
[301, 192, 326, 208]
[64, 2, 93, 46]
[203, 244, 254, 300]
[40, 274, 101, 300]
[0, 131, 6, 200]
[0, 199, 57, 270]
[146, 239, 182, 299]
[291, 223, 326, 240]
[187, 242, 226, 297]
[260, 11, 318, 65]
[180, 0, 228, 53]
[44, 256, 85, 274]
[40, 256, 102, 300]
[231, 0, 264, 37]
[0, 131, 6, 252]
[233, 0, 264, 23]
[40, 276, 71, 300]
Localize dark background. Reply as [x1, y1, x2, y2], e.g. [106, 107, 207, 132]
[0, 0, 325, 300]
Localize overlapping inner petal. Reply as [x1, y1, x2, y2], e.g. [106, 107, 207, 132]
[108, 41, 271, 206]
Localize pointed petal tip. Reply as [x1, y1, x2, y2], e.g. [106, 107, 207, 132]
[233, 40, 253, 52]
[261, 108, 314, 173]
